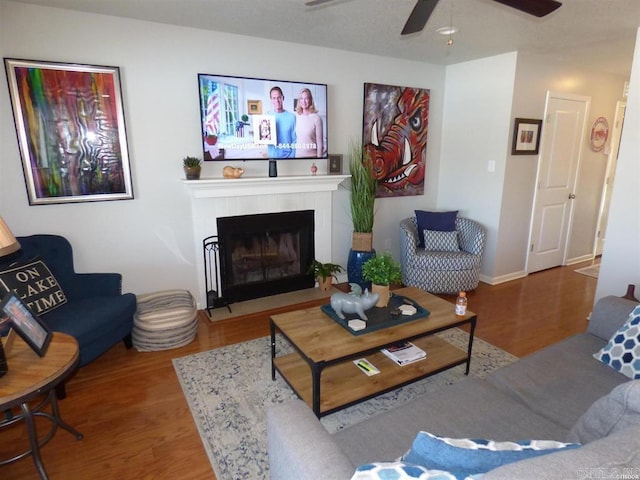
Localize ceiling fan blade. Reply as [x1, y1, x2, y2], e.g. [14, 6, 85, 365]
[401, 0, 440, 35]
[491, 0, 562, 17]
[305, 0, 335, 6]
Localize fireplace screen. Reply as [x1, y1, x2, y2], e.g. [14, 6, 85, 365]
[216, 210, 315, 302]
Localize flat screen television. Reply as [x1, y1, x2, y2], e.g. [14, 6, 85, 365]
[198, 73, 328, 161]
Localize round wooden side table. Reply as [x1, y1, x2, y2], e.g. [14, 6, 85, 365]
[0, 332, 83, 479]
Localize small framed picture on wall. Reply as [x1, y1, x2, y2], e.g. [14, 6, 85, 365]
[512, 118, 543, 155]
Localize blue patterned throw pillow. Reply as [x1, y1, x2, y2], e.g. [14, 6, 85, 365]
[422, 230, 460, 252]
[402, 431, 580, 479]
[594, 306, 640, 379]
[350, 462, 474, 480]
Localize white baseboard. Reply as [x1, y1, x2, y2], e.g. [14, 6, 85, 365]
[480, 270, 528, 286]
[566, 254, 594, 265]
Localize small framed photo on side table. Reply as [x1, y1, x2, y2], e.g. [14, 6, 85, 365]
[0, 292, 52, 357]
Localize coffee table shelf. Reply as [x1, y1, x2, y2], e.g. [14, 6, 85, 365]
[270, 286, 477, 417]
[273, 334, 468, 415]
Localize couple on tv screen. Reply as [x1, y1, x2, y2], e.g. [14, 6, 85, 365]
[198, 74, 328, 161]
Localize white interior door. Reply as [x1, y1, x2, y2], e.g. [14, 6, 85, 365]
[594, 101, 626, 256]
[527, 92, 590, 273]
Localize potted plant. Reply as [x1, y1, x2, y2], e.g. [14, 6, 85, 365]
[346, 140, 377, 289]
[183, 156, 202, 180]
[349, 140, 376, 251]
[307, 259, 343, 291]
[362, 252, 402, 307]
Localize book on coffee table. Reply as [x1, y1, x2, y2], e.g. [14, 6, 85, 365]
[381, 341, 427, 366]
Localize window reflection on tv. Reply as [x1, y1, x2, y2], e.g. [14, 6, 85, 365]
[198, 73, 328, 161]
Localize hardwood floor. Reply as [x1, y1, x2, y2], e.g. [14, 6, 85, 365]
[0, 262, 599, 479]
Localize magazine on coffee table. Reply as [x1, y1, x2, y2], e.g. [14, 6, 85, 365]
[381, 341, 427, 366]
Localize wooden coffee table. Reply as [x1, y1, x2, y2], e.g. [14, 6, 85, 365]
[270, 286, 477, 417]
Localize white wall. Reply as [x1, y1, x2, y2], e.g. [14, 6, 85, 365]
[0, 0, 445, 299]
[440, 50, 627, 284]
[439, 52, 518, 280]
[507, 53, 627, 274]
[595, 28, 640, 302]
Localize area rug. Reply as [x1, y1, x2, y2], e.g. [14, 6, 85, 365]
[172, 330, 517, 480]
[574, 263, 600, 278]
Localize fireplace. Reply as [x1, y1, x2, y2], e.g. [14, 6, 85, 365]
[216, 210, 315, 303]
[182, 174, 349, 310]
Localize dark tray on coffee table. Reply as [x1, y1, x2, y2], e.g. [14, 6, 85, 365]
[320, 293, 429, 335]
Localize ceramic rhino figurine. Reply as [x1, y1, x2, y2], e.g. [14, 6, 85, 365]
[330, 290, 380, 320]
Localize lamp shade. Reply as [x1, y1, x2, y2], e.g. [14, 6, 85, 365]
[0, 217, 20, 257]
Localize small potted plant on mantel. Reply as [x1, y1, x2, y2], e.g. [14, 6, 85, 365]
[307, 259, 344, 291]
[361, 252, 402, 307]
[183, 156, 202, 180]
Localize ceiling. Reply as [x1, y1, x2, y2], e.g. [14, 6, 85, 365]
[10, 0, 640, 77]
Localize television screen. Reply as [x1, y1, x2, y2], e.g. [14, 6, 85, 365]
[198, 74, 328, 161]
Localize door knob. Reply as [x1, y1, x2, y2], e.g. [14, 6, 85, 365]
[568, 193, 576, 199]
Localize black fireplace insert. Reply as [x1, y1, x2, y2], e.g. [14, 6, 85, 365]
[215, 210, 315, 303]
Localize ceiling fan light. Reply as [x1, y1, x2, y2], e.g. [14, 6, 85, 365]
[436, 26, 458, 35]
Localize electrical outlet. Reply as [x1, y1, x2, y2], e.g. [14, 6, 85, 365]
[384, 238, 391, 250]
[488, 160, 496, 173]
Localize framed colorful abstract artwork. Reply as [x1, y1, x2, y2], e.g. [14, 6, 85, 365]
[4, 59, 134, 205]
[362, 82, 429, 198]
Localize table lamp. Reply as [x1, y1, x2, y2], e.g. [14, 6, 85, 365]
[0, 216, 19, 376]
[0, 217, 20, 258]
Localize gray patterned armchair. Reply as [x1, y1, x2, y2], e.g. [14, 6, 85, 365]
[400, 216, 486, 294]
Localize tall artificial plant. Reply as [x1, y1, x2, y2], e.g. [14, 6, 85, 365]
[349, 140, 376, 235]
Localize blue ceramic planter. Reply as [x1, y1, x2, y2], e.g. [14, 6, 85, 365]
[347, 249, 376, 292]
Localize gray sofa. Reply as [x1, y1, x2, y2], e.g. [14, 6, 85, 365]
[267, 295, 640, 479]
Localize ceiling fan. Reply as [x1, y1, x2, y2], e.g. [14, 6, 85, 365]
[305, 0, 562, 36]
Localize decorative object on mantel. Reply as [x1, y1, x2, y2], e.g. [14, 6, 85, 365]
[269, 159, 278, 177]
[306, 259, 343, 291]
[183, 156, 202, 180]
[328, 154, 343, 174]
[311, 163, 318, 175]
[621, 284, 639, 302]
[362, 251, 402, 307]
[222, 166, 244, 179]
[347, 140, 377, 290]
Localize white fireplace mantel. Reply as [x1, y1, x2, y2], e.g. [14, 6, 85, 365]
[182, 174, 350, 310]
[182, 174, 350, 198]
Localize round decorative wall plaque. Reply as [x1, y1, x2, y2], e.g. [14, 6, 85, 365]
[590, 116, 609, 152]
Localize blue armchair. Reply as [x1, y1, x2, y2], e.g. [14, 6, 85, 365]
[7, 235, 136, 368]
